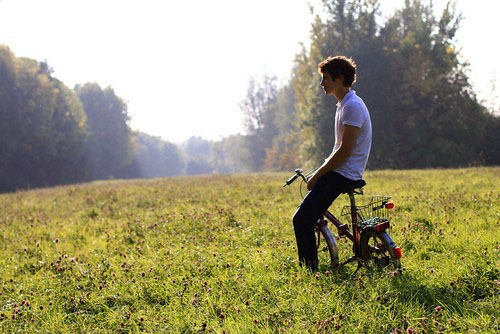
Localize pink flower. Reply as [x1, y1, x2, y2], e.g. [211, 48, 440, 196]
[435, 305, 442, 312]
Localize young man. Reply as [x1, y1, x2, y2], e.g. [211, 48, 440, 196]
[293, 56, 372, 270]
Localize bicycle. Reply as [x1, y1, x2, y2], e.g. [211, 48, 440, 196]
[283, 168, 402, 272]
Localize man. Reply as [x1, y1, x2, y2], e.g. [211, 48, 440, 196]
[292, 55, 372, 270]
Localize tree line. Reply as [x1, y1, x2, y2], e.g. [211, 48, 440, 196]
[0, 45, 187, 193]
[1, 0, 499, 193]
[238, 0, 500, 171]
[185, 0, 499, 174]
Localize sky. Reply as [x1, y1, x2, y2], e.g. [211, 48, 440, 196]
[0, 0, 499, 143]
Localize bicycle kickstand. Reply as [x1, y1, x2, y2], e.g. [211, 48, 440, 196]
[341, 256, 364, 276]
[352, 261, 363, 276]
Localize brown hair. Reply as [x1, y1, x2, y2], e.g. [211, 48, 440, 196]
[318, 56, 357, 87]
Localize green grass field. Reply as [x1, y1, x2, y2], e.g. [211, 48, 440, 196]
[1, 168, 499, 333]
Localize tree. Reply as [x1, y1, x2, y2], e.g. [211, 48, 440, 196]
[210, 134, 251, 173]
[132, 132, 184, 178]
[75, 83, 134, 180]
[293, 0, 381, 169]
[240, 75, 279, 171]
[263, 81, 302, 171]
[291, 0, 499, 169]
[0, 45, 88, 192]
[183, 136, 212, 160]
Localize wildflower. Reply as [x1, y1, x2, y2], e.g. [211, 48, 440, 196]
[435, 305, 442, 312]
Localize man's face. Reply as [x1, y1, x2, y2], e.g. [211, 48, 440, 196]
[320, 72, 343, 96]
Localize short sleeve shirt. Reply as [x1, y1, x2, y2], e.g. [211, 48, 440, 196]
[332, 90, 372, 181]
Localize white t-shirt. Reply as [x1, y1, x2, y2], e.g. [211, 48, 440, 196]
[332, 90, 372, 181]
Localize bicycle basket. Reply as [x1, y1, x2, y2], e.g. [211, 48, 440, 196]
[341, 196, 393, 226]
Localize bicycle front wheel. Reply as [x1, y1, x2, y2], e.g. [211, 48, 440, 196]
[360, 230, 401, 269]
[316, 220, 339, 268]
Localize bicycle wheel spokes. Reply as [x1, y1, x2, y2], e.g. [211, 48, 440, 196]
[363, 232, 392, 267]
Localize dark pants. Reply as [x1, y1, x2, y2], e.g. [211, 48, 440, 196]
[293, 171, 356, 269]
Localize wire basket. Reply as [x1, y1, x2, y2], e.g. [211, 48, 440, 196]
[341, 196, 393, 226]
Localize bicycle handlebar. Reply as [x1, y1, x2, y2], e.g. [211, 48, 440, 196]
[282, 168, 308, 187]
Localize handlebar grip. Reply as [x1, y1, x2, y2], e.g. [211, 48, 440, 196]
[283, 174, 299, 187]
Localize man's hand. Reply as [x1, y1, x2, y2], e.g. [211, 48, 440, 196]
[307, 173, 320, 191]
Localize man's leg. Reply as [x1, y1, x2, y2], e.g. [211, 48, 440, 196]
[292, 171, 355, 269]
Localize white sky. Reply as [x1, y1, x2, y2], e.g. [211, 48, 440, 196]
[0, 0, 498, 143]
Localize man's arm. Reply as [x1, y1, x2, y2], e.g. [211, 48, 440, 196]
[307, 125, 359, 190]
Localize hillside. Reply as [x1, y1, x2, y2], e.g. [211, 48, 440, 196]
[0, 168, 499, 333]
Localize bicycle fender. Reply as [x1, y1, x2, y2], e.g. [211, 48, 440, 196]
[376, 231, 401, 268]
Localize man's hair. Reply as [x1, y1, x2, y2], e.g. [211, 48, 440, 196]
[318, 56, 357, 87]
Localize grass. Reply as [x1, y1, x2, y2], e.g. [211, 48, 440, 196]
[0, 168, 499, 333]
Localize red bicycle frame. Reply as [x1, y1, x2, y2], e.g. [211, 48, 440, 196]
[323, 191, 362, 256]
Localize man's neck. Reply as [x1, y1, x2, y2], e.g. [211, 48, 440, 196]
[335, 87, 351, 103]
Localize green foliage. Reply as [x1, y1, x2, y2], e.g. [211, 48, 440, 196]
[0, 45, 187, 191]
[277, 0, 500, 170]
[240, 75, 279, 171]
[182, 136, 214, 175]
[0, 45, 88, 192]
[0, 168, 498, 332]
[131, 132, 184, 178]
[264, 82, 302, 171]
[75, 83, 135, 180]
[210, 134, 251, 173]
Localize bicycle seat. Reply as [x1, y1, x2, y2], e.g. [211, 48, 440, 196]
[342, 179, 366, 194]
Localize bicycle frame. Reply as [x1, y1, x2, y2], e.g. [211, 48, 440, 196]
[323, 191, 361, 257]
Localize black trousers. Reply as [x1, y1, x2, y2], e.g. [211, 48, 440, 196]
[292, 171, 356, 268]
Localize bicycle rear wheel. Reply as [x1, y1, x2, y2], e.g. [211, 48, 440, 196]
[360, 230, 401, 269]
[315, 220, 339, 268]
